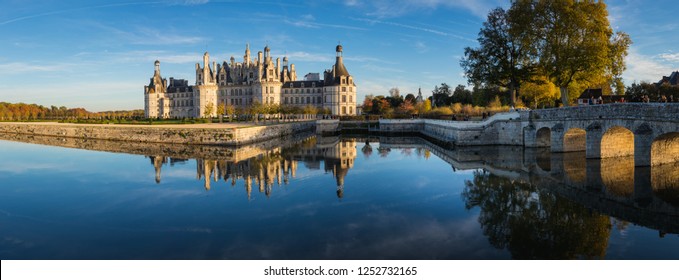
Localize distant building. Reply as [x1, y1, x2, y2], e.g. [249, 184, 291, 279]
[415, 87, 424, 103]
[304, 73, 320, 81]
[577, 88, 628, 106]
[656, 71, 679, 87]
[144, 44, 357, 118]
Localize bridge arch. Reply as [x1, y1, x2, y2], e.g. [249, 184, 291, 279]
[651, 132, 679, 166]
[563, 128, 586, 152]
[536, 127, 551, 147]
[601, 126, 634, 158]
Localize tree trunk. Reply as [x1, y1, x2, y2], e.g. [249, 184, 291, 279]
[560, 87, 569, 107]
[219, 115, 223, 123]
[509, 84, 516, 107]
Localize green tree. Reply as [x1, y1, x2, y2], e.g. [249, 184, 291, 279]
[520, 76, 560, 109]
[204, 102, 214, 118]
[461, 4, 539, 107]
[216, 103, 225, 123]
[536, 0, 631, 105]
[451, 84, 473, 104]
[431, 83, 452, 107]
[225, 104, 235, 122]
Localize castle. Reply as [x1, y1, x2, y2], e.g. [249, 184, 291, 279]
[144, 44, 357, 118]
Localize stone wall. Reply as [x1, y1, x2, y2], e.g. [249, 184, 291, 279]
[380, 111, 523, 146]
[0, 121, 315, 146]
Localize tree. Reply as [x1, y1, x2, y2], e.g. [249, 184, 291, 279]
[404, 93, 416, 103]
[520, 76, 560, 109]
[362, 95, 374, 113]
[461, 4, 539, 107]
[396, 99, 416, 116]
[225, 104, 235, 122]
[389, 87, 401, 98]
[431, 83, 452, 107]
[216, 103, 225, 123]
[451, 84, 473, 104]
[536, 0, 631, 105]
[204, 102, 214, 118]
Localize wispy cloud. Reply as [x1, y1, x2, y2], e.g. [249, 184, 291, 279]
[657, 52, 679, 63]
[623, 47, 677, 83]
[352, 18, 475, 42]
[0, 1, 210, 26]
[415, 41, 429, 53]
[0, 62, 74, 74]
[344, 0, 504, 19]
[88, 23, 207, 46]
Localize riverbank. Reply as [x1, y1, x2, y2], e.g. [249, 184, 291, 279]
[0, 121, 315, 146]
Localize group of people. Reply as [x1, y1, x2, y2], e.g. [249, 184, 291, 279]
[639, 95, 676, 103]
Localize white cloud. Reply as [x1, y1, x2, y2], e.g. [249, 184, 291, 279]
[658, 52, 679, 63]
[415, 41, 428, 53]
[623, 47, 677, 83]
[0, 62, 73, 74]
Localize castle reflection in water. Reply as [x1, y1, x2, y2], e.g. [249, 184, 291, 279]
[147, 136, 356, 199]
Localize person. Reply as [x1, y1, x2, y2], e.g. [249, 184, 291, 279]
[598, 96, 603, 104]
[589, 96, 593, 105]
[620, 97, 625, 103]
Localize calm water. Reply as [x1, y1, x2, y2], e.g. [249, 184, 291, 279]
[0, 133, 677, 259]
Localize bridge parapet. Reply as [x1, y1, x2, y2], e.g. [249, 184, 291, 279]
[529, 103, 679, 122]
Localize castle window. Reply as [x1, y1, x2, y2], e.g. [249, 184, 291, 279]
[342, 95, 346, 102]
[306, 97, 310, 104]
[295, 97, 299, 104]
[349, 96, 352, 102]
[295, 89, 299, 94]
[342, 87, 346, 92]
[285, 97, 288, 104]
[270, 87, 274, 94]
[342, 106, 346, 114]
[306, 89, 310, 93]
[317, 96, 322, 103]
[350, 107, 353, 114]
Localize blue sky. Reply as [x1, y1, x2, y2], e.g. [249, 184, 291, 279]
[0, 0, 677, 111]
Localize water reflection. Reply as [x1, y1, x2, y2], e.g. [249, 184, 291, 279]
[462, 170, 611, 259]
[0, 132, 677, 259]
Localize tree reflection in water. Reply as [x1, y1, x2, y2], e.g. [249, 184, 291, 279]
[462, 170, 612, 259]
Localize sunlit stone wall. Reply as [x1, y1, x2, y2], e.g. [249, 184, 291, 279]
[600, 126, 635, 158]
[651, 132, 679, 166]
[0, 121, 314, 146]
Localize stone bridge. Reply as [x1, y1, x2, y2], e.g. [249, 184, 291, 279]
[523, 103, 679, 167]
[341, 103, 679, 167]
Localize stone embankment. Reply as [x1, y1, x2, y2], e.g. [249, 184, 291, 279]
[0, 121, 315, 146]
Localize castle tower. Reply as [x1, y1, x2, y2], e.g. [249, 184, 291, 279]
[323, 44, 356, 116]
[144, 60, 168, 118]
[194, 52, 218, 118]
[244, 43, 251, 66]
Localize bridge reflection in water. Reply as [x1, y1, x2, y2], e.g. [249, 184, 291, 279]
[1, 132, 677, 259]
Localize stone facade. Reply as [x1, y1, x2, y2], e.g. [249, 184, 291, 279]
[144, 44, 357, 118]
